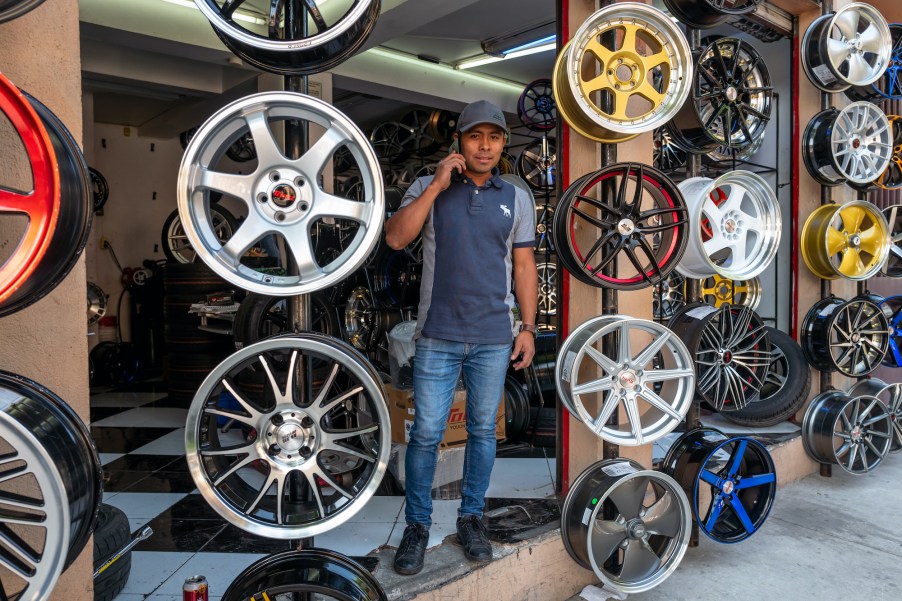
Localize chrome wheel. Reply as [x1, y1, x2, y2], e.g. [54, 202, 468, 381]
[848, 379, 902, 452]
[884, 205, 902, 277]
[515, 137, 555, 192]
[801, 296, 889, 377]
[344, 287, 377, 351]
[669, 303, 770, 412]
[537, 262, 557, 316]
[556, 316, 694, 446]
[801, 201, 891, 281]
[554, 3, 693, 143]
[802, 3, 892, 92]
[185, 334, 390, 539]
[653, 128, 687, 172]
[803, 390, 892, 475]
[561, 459, 691, 593]
[87, 281, 107, 327]
[653, 272, 685, 321]
[700, 275, 761, 310]
[677, 171, 781, 280]
[178, 92, 384, 296]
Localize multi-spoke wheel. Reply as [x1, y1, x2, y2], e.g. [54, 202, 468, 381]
[669, 303, 770, 412]
[556, 316, 694, 445]
[803, 103, 893, 186]
[397, 109, 440, 158]
[0, 371, 103, 600]
[344, 287, 377, 352]
[221, 549, 387, 601]
[517, 79, 557, 132]
[178, 92, 384, 296]
[561, 459, 691, 593]
[676, 171, 781, 280]
[801, 296, 889, 377]
[193, 0, 381, 76]
[801, 201, 890, 280]
[879, 295, 902, 367]
[884, 205, 902, 277]
[161, 205, 238, 264]
[667, 37, 772, 154]
[662, 428, 776, 543]
[185, 334, 390, 539]
[553, 3, 693, 143]
[537, 262, 556, 316]
[555, 163, 688, 290]
[369, 121, 409, 164]
[0, 0, 46, 23]
[662, 0, 761, 29]
[803, 390, 892, 475]
[802, 3, 892, 93]
[707, 133, 765, 163]
[516, 137, 555, 192]
[653, 128, 687, 172]
[848, 379, 902, 452]
[653, 272, 685, 321]
[700, 275, 761, 310]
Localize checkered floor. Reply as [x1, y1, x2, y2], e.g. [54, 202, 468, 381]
[90, 383, 560, 600]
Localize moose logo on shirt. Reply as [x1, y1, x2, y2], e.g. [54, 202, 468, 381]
[500, 204, 511, 218]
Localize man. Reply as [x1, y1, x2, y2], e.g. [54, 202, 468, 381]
[384, 100, 538, 575]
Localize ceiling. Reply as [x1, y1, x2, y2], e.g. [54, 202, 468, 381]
[79, 0, 556, 138]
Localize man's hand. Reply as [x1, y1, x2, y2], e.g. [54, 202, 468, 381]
[431, 152, 467, 192]
[511, 331, 536, 370]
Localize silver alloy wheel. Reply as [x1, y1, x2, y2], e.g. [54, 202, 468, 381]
[561, 459, 691, 593]
[87, 281, 107, 327]
[676, 171, 781, 280]
[537, 262, 557, 316]
[165, 206, 237, 264]
[803, 390, 892, 474]
[653, 272, 685, 320]
[185, 334, 390, 539]
[848, 379, 902, 452]
[802, 3, 892, 92]
[178, 92, 384, 295]
[563, 2, 693, 137]
[830, 102, 893, 184]
[556, 316, 694, 446]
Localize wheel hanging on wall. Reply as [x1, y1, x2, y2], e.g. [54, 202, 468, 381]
[561, 458, 691, 593]
[225, 132, 256, 163]
[221, 549, 387, 601]
[800, 200, 890, 280]
[803, 103, 893, 187]
[553, 2, 693, 143]
[397, 109, 440, 158]
[185, 334, 390, 539]
[653, 128, 687, 173]
[427, 109, 457, 146]
[803, 390, 892, 475]
[878, 295, 902, 367]
[89, 167, 109, 213]
[87, 281, 107, 327]
[344, 286, 378, 352]
[802, 3, 892, 93]
[534, 203, 555, 253]
[515, 137, 556, 192]
[668, 303, 770, 412]
[374, 249, 419, 307]
[719, 326, 812, 428]
[801, 296, 889, 377]
[847, 379, 902, 452]
[873, 115, 902, 190]
[0, 370, 103, 600]
[662, 427, 776, 543]
[161, 204, 239, 264]
[368, 121, 409, 164]
[662, 0, 762, 30]
[193, 0, 381, 76]
[555, 163, 689, 290]
[883, 205, 902, 277]
[556, 315, 694, 445]
[707, 133, 765, 164]
[653, 272, 685, 321]
[0, 0, 46, 23]
[666, 37, 772, 155]
[700, 275, 761, 310]
[517, 78, 557, 132]
[844, 23, 902, 100]
[178, 92, 384, 296]
[537, 262, 557, 316]
[676, 171, 781, 281]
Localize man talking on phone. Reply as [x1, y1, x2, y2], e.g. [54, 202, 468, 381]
[384, 100, 538, 575]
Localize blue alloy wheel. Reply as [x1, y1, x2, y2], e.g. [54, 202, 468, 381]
[879, 295, 902, 368]
[662, 427, 776, 543]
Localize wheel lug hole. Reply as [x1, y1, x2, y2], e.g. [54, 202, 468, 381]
[257, 193, 268, 203]
[271, 414, 284, 426]
[270, 171, 281, 181]
[295, 177, 305, 187]
[275, 212, 286, 222]
[299, 202, 309, 211]
[301, 416, 314, 428]
[268, 444, 281, 456]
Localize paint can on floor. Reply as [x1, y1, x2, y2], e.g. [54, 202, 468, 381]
[183, 575, 209, 601]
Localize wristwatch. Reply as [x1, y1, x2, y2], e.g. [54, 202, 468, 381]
[519, 323, 537, 336]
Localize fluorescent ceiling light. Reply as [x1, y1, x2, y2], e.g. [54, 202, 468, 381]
[160, 0, 267, 26]
[456, 41, 557, 70]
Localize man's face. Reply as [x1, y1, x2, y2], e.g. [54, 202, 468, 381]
[457, 124, 506, 176]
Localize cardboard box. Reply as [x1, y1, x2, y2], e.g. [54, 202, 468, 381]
[386, 384, 505, 447]
[388, 442, 467, 493]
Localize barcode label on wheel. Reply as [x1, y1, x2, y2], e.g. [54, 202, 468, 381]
[601, 462, 639, 477]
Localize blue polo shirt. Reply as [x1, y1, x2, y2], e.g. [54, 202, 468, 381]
[399, 169, 535, 344]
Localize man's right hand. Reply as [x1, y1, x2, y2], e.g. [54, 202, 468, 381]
[431, 152, 467, 192]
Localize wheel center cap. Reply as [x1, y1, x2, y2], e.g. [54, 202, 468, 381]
[626, 519, 647, 539]
[851, 332, 861, 343]
[271, 184, 298, 208]
[851, 426, 862, 442]
[722, 350, 733, 363]
[724, 219, 737, 234]
[722, 480, 735, 494]
[277, 423, 305, 452]
[725, 87, 738, 102]
[850, 234, 861, 247]
[618, 218, 636, 236]
[852, 137, 861, 150]
[537, 223, 546, 234]
[619, 371, 638, 388]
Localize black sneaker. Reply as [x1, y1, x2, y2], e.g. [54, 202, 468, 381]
[393, 523, 429, 575]
[456, 515, 492, 562]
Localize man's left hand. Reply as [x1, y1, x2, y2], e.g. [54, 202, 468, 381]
[511, 332, 536, 370]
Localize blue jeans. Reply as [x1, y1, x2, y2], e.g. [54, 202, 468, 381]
[404, 336, 512, 527]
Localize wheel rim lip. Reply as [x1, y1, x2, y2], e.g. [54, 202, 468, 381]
[185, 334, 390, 539]
[829, 102, 893, 184]
[177, 91, 384, 296]
[882, 205, 902, 276]
[803, 201, 891, 281]
[848, 378, 902, 452]
[802, 14, 848, 92]
[823, 3, 893, 88]
[0, 73, 61, 306]
[565, 3, 693, 135]
[677, 171, 781, 280]
[555, 315, 694, 445]
[827, 299, 889, 377]
[803, 109, 846, 186]
[878, 295, 902, 367]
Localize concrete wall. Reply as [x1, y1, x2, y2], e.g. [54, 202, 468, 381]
[0, 2, 93, 600]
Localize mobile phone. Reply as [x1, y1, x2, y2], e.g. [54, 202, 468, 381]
[449, 138, 459, 153]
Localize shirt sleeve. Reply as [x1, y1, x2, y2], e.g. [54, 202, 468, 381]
[511, 187, 536, 249]
[399, 177, 428, 209]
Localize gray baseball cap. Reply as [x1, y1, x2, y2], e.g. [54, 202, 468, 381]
[457, 100, 509, 134]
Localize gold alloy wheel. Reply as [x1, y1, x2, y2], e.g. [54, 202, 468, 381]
[553, 2, 692, 143]
[801, 201, 891, 280]
[700, 275, 761, 310]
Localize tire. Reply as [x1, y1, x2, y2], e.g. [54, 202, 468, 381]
[233, 291, 339, 349]
[504, 375, 530, 440]
[93, 504, 132, 601]
[720, 326, 812, 427]
[162, 262, 231, 295]
[161, 204, 239, 264]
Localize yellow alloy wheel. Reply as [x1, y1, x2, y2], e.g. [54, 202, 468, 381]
[700, 275, 761, 310]
[801, 201, 891, 280]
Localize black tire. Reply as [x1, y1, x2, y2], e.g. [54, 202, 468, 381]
[232, 291, 339, 349]
[90, 167, 109, 213]
[162, 261, 231, 295]
[93, 504, 132, 601]
[504, 375, 530, 440]
[720, 326, 812, 427]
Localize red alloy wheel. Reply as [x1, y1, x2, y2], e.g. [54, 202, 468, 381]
[0, 72, 59, 305]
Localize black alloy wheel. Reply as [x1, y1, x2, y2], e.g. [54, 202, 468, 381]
[662, 0, 762, 29]
[801, 296, 889, 377]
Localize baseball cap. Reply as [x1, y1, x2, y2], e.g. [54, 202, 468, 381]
[457, 100, 509, 135]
